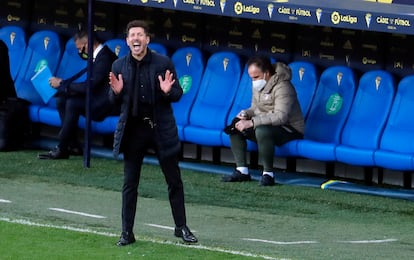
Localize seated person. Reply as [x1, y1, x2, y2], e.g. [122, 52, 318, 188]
[222, 56, 305, 186]
[39, 30, 118, 159]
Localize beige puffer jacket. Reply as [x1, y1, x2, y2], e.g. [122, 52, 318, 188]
[245, 62, 305, 134]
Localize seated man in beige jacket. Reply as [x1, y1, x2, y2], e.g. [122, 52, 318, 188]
[223, 56, 304, 186]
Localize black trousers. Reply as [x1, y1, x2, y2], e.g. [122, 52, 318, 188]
[121, 118, 187, 233]
[56, 95, 111, 150]
[56, 96, 84, 149]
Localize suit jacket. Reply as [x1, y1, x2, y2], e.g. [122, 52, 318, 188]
[110, 50, 183, 159]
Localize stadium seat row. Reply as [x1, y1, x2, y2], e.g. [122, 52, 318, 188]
[1, 26, 413, 188]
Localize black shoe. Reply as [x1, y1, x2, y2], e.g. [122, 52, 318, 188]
[38, 146, 69, 160]
[116, 231, 136, 246]
[174, 225, 198, 243]
[259, 174, 275, 186]
[222, 169, 251, 182]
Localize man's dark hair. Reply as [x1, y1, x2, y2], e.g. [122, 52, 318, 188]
[246, 55, 275, 76]
[73, 30, 101, 44]
[126, 20, 150, 36]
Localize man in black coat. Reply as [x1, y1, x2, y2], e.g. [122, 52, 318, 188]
[109, 20, 198, 246]
[39, 30, 118, 159]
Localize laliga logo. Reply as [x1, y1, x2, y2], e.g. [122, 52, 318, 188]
[234, 1, 260, 15]
[331, 11, 358, 25]
[331, 11, 341, 24]
[234, 2, 243, 15]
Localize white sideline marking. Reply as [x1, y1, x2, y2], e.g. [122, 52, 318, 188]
[0, 217, 283, 260]
[48, 208, 106, 219]
[0, 199, 12, 203]
[0, 217, 116, 237]
[145, 223, 174, 230]
[338, 239, 397, 244]
[243, 238, 319, 245]
[144, 223, 197, 233]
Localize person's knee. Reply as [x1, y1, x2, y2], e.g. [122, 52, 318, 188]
[55, 97, 65, 110]
[254, 125, 271, 141]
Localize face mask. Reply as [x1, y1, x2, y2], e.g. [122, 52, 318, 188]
[78, 46, 88, 60]
[252, 79, 266, 91]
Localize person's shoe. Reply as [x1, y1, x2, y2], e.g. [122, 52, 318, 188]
[174, 225, 198, 243]
[259, 174, 275, 186]
[38, 146, 69, 160]
[222, 169, 251, 182]
[116, 231, 136, 246]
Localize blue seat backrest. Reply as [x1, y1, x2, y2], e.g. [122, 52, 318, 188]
[379, 75, 414, 154]
[304, 66, 357, 143]
[171, 46, 205, 126]
[226, 63, 252, 125]
[288, 61, 319, 119]
[14, 30, 62, 104]
[104, 38, 129, 58]
[189, 51, 242, 129]
[0, 25, 27, 80]
[148, 42, 168, 56]
[341, 70, 395, 149]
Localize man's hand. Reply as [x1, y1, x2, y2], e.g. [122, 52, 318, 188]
[109, 72, 123, 95]
[158, 70, 175, 95]
[49, 77, 62, 89]
[235, 119, 254, 131]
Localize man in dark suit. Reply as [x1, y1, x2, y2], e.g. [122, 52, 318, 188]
[39, 30, 118, 159]
[109, 20, 198, 246]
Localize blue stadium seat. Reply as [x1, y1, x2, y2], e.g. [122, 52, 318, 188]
[0, 25, 26, 80]
[335, 70, 395, 166]
[292, 66, 357, 161]
[148, 42, 168, 56]
[288, 61, 319, 119]
[171, 46, 205, 140]
[38, 108, 119, 134]
[37, 106, 61, 127]
[221, 62, 257, 151]
[374, 75, 414, 171]
[77, 115, 119, 134]
[104, 38, 129, 58]
[14, 30, 62, 105]
[275, 61, 319, 157]
[183, 51, 242, 146]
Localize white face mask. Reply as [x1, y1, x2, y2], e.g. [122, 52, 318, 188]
[252, 79, 266, 91]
